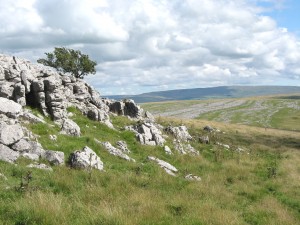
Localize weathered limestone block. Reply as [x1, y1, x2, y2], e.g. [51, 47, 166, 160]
[0, 124, 24, 145]
[60, 119, 80, 136]
[148, 156, 178, 176]
[69, 146, 103, 171]
[0, 97, 23, 118]
[0, 144, 20, 163]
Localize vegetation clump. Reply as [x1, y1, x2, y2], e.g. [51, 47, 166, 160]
[37, 47, 97, 79]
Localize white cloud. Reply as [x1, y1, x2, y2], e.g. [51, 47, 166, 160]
[0, 0, 299, 94]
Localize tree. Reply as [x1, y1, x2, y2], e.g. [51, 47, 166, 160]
[37, 47, 97, 79]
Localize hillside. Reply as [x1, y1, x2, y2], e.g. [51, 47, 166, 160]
[106, 86, 300, 103]
[0, 55, 299, 225]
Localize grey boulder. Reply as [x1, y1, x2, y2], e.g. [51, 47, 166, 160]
[0, 124, 24, 145]
[69, 146, 103, 171]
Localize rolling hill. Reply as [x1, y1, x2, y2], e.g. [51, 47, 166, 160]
[105, 86, 300, 103]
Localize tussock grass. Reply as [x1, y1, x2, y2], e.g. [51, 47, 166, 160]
[0, 107, 299, 224]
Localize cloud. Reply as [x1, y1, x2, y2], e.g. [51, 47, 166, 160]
[0, 0, 299, 94]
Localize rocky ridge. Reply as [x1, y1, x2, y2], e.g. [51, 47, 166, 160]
[0, 54, 204, 178]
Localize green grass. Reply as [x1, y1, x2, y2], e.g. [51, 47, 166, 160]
[0, 107, 299, 224]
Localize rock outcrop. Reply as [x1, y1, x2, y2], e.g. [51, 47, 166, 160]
[126, 122, 165, 146]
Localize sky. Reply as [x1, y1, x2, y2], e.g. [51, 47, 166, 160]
[0, 0, 299, 95]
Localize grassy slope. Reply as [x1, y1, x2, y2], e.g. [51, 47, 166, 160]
[0, 108, 299, 225]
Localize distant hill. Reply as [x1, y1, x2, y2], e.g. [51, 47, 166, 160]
[105, 86, 300, 103]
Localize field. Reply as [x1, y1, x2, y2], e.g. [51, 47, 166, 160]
[142, 95, 300, 131]
[0, 104, 299, 225]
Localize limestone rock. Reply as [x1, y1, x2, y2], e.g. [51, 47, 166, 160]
[164, 145, 173, 155]
[203, 125, 214, 132]
[22, 110, 45, 123]
[27, 163, 53, 171]
[100, 141, 135, 162]
[148, 156, 178, 176]
[60, 119, 81, 136]
[173, 139, 199, 156]
[133, 122, 165, 146]
[69, 146, 103, 171]
[116, 141, 130, 153]
[199, 135, 210, 144]
[43, 150, 65, 165]
[0, 144, 19, 163]
[109, 99, 143, 119]
[165, 125, 192, 142]
[185, 174, 201, 181]
[0, 97, 22, 118]
[11, 139, 32, 152]
[0, 124, 24, 145]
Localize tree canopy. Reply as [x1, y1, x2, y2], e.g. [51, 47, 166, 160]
[37, 47, 97, 79]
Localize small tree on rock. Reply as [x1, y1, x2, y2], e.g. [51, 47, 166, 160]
[37, 47, 97, 79]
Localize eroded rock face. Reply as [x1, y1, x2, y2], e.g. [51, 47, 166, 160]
[69, 146, 104, 171]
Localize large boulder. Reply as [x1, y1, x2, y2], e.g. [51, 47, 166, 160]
[0, 97, 22, 118]
[69, 146, 103, 171]
[0, 124, 24, 145]
[0, 144, 19, 163]
[43, 150, 65, 165]
[60, 119, 81, 136]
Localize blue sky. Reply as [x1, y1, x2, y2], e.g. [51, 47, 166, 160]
[0, 0, 299, 95]
[258, 0, 300, 36]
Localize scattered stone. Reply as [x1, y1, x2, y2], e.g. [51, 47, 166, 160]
[49, 135, 57, 141]
[164, 145, 173, 155]
[69, 146, 104, 171]
[27, 163, 53, 171]
[116, 140, 130, 153]
[97, 140, 135, 162]
[173, 139, 199, 155]
[199, 135, 210, 144]
[216, 142, 230, 149]
[148, 156, 178, 176]
[185, 174, 201, 181]
[43, 150, 65, 165]
[203, 125, 214, 132]
[60, 119, 81, 136]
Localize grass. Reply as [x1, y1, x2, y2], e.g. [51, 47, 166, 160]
[0, 107, 299, 224]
